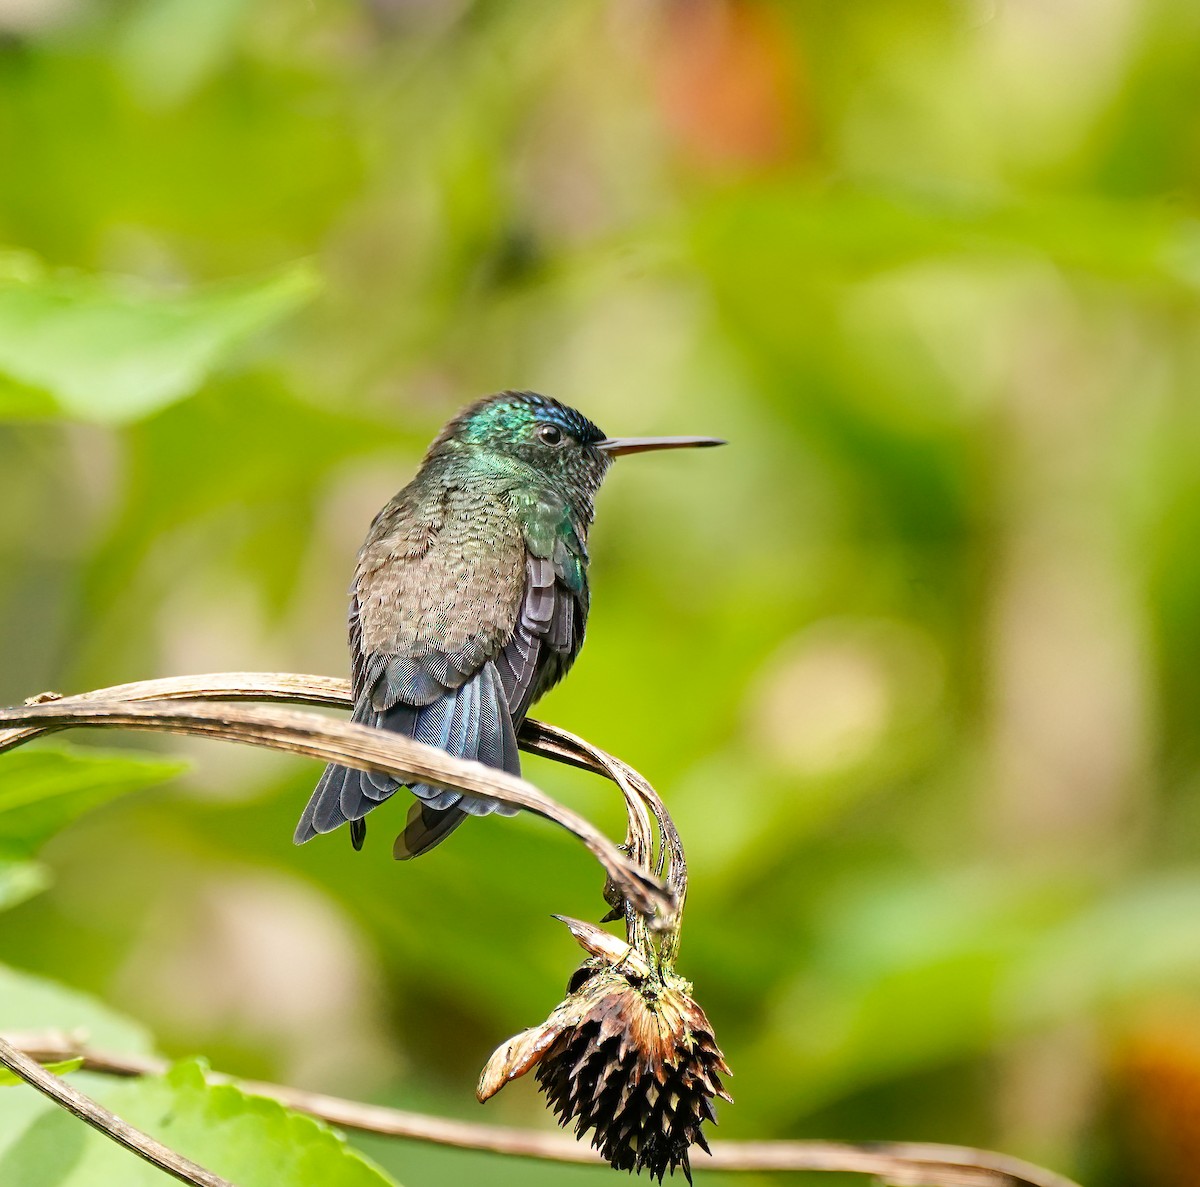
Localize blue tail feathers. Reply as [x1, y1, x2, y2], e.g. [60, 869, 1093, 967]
[294, 660, 522, 854]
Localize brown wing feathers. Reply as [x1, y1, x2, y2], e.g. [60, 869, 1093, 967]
[296, 479, 589, 857]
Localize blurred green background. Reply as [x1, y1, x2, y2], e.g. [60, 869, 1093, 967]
[3, 1, 1200, 1183]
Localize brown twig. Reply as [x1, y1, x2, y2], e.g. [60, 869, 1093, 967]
[0, 1035, 233, 1187]
[0, 694, 669, 921]
[2, 1034, 1081, 1187]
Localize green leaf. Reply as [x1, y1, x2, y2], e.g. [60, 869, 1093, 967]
[0, 1059, 83, 1087]
[0, 745, 188, 859]
[0, 253, 319, 424]
[0, 1060, 400, 1187]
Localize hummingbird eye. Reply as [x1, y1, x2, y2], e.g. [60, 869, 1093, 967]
[536, 423, 564, 446]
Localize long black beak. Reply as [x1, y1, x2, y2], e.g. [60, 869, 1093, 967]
[596, 435, 726, 457]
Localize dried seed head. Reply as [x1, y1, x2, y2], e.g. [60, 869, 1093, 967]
[478, 920, 731, 1182]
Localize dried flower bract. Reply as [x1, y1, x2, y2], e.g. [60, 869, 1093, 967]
[478, 918, 730, 1182]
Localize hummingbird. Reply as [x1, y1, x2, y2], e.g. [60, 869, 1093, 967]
[294, 391, 723, 859]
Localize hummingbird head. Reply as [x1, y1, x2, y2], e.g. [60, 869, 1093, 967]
[428, 391, 724, 512]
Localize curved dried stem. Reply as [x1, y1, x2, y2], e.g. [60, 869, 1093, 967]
[0, 694, 669, 922]
[0, 673, 688, 955]
[522, 728, 688, 967]
[515, 719, 661, 871]
[613, 754, 687, 965]
[3, 1034, 1083, 1187]
[517, 718, 674, 958]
